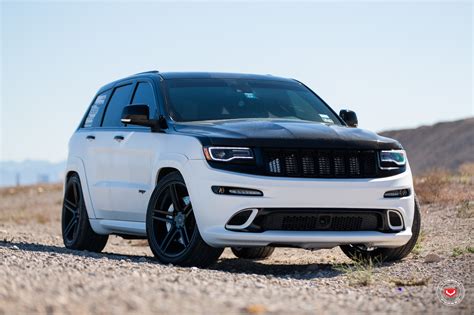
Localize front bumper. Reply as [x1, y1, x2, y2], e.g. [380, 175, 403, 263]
[183, 159, 415, 249]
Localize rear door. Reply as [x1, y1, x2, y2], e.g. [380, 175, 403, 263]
[78, 89, 113, 218]
[101, 80, 159, 221]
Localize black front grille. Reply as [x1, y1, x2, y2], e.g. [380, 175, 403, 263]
[263, 149, 377, 178]
[260, 212, 380, 231]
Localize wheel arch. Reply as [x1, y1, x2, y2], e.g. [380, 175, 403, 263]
[156, 167, 181, 185]
[64, 156, 97, 219]
[153, 153, 190, 186]
[65, 170, 78, 181]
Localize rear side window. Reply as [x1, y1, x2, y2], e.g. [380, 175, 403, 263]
[101, 84, 134, 127]
[83, 91, 110, 128]
[131, 82, 157, 118]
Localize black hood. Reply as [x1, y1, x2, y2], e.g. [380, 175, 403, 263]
[172, 119, 402, 150]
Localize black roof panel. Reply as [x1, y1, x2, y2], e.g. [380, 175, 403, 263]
[97, 71, 295, 93]
[159, 72, 294, 82]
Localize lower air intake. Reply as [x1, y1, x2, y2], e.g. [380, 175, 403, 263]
[247, 209, 396, 232]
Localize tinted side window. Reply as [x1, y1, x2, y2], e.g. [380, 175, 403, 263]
[131, 82, 157, 118]
[101, 84, 134, 127]
[83, 90, 110, 128]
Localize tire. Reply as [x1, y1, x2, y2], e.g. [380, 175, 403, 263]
[231, 246, 275, 260]
[62, 174, 108, 252]
[146, 172, 224, 267]
[340, 197, 421, 262]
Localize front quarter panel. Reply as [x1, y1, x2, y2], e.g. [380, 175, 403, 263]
[151, 133, 206, 185]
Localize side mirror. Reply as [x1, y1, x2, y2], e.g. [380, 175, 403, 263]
[121, 104, 156, 128]
[339, 109, 358, 128]
[121, 104, 168, 131]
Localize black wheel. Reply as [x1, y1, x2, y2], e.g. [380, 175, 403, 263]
[146, 172, 223, 267]
[62, 174, 108, 252]
[340, 197, 421, 262]
[231, 246, 275, 260]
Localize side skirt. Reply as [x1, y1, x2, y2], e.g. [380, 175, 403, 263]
[89, 219, 147, 236]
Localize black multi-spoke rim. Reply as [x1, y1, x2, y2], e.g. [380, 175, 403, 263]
[62, 180, 81, 243]
[151, 181, 196, 257]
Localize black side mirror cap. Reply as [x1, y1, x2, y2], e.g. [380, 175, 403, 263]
[121, 104, 149, 123]
[121, 104, 164, 131]
[339, 109, 358, 128]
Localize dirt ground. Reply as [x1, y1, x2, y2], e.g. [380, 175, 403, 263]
[0, 170, 472, 314]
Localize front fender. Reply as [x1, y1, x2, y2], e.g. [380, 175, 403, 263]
[152, 153, 191, 185]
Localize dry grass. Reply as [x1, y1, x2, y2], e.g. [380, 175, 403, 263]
[0, 183, 63, 224]
[411, 230, 425, 256]
[335, 255, 430, 287]
[414, 163, 473, 206]
[452, 246, 474, 257]
[333, 256, 379, 286]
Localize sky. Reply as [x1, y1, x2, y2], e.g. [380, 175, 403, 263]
[1, 1, 472, 162]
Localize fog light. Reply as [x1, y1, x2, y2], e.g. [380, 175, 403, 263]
[212, 186, 263, 196]
[384, 189, 411, 198]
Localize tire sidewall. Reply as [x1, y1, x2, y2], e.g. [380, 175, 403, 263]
[62, 175, 85, 247]
[146, 173, 199, 264]
[340, 197, 422, 262]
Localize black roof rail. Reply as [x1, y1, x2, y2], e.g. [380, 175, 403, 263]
[134, 70, 159, 75]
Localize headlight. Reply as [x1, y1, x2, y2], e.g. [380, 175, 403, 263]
[379, 150, 406, 169]
[203, 147, 254, 162]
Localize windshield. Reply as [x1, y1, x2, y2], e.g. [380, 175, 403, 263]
[163, 78, 342, 125]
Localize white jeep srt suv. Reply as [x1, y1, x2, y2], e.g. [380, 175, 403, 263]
[62, 71, 420, 267]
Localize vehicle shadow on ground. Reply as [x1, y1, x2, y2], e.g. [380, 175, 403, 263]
[211, 258, 342, 279]
[0, 240, 148, 261]
[0, 240, 343, 280]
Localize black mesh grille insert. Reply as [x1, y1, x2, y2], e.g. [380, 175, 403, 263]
[264, 149, 377, 178]
[284, 153, 298, 175]
[258, 210, 382, 232]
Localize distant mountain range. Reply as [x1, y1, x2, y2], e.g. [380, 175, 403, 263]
[1, 118, 472, 187]
[0, 160, 66, 187]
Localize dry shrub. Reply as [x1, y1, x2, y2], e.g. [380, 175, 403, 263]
[333, 256, 379, 286]
[414, 163, 473, 205]
[459, 163, 474, 177]
[414, 169, 451, 204]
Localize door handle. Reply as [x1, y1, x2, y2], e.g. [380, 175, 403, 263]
[86, 135, 95, 140]
[114, 135, 124, 142]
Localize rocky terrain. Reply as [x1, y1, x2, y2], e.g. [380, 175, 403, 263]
[381, 117, 474, 174]
[0, 166, 473, 314]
